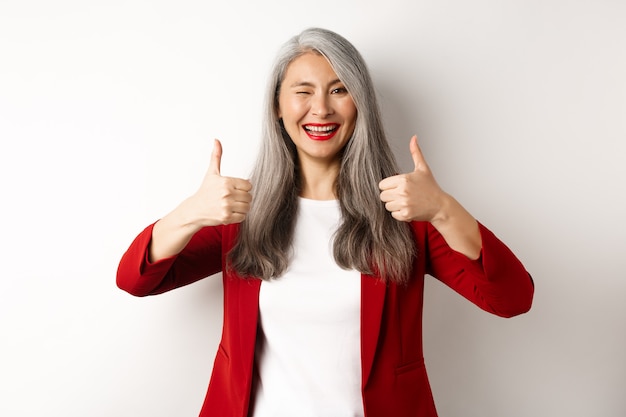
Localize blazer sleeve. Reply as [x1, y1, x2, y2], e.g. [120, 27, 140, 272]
[422, 221, 534, 318]
[116, 222, 224, 297]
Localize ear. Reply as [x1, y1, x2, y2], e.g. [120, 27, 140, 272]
[274, 93, 281, 119]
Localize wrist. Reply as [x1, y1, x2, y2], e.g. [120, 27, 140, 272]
[428, 194, 482, 260]
[174, 197, 207, 232]
[429, 192, 453, 226]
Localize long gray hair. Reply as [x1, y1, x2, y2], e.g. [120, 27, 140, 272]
[228, 27, 415, 283]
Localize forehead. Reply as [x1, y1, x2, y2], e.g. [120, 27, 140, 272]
[282, 52, 340, 85]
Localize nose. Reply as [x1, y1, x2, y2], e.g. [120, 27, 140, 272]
[311, 94, 334, 118]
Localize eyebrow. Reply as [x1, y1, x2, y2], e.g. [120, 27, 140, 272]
[289, 79, 343, 88]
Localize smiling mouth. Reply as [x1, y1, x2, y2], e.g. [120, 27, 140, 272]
[303, 123, 339, 140]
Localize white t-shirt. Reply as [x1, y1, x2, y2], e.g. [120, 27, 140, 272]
[251, 198, 364, 417]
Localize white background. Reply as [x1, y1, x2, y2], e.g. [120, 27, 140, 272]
[1, 0, 624, 416]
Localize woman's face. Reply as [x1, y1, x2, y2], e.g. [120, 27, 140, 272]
[277, 52, 357, 168]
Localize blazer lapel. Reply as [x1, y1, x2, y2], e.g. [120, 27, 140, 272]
[360, 273, 387, 386]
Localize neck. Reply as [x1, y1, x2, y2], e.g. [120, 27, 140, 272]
[298, 159, 340, 200]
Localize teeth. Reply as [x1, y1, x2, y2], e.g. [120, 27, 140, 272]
[305, 125, 336, 132]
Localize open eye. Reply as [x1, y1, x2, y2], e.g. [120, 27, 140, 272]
[331, 87, 348, 94]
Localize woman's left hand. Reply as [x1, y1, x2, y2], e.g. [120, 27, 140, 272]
[379, 135, 447, 223]
[380, 135, 482, 259]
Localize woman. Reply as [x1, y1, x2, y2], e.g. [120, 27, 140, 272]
[117, 27, 534, 417]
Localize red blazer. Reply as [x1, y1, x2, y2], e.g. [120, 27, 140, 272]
[117, 221, 533, 417]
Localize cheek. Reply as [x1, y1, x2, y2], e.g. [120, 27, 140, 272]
[278, 98, 302, 123]
[343, 105, 357, 129]
[338, 99, 357, 122]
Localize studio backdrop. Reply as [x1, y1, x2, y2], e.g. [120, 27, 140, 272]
[1, 1, 624, 416]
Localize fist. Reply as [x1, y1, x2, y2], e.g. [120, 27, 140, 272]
[189, 139, 253, 226]
[379, 135, 445, 223]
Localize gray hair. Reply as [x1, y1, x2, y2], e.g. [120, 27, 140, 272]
[228, 27, 415, 283]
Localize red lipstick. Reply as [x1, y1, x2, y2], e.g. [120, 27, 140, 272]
[303, 123, 340, 141]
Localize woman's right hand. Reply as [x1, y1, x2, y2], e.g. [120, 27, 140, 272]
[186, 139, 253, 228]
[148, 139, 252, 262]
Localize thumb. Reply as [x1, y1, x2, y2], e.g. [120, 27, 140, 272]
[410, 135, 426, 171]
[208, 139, 222, 176]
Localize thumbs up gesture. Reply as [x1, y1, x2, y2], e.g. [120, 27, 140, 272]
[188, 139, 253, 227]
[148, 139, 253, 262]
[379, 135, 446, 223]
